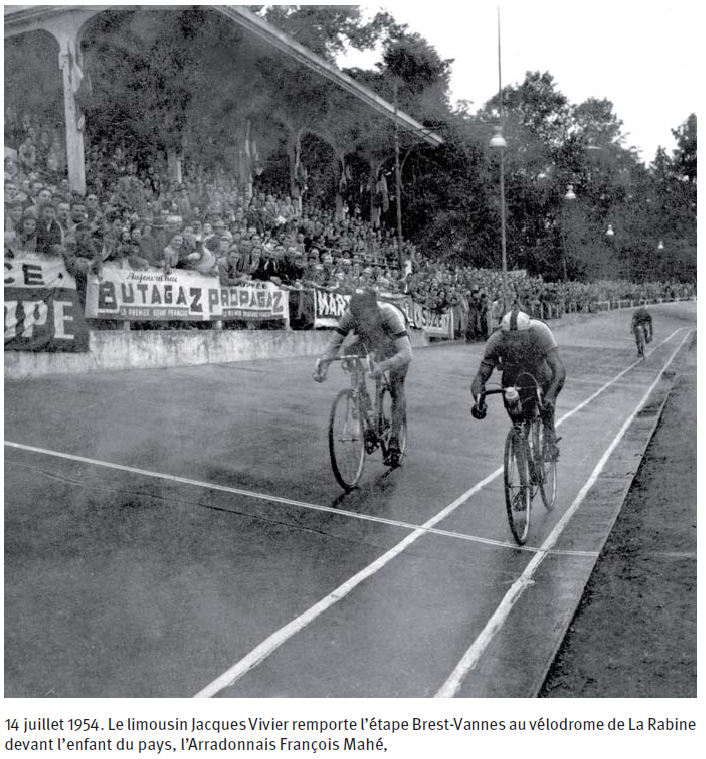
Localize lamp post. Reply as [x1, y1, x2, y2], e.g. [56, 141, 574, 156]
[561, 184, 576, 281]
[489, 8, 508, 309]
[392, 81, 404, 270]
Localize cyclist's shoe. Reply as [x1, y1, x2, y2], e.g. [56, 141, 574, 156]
[364, 428, 378, 454]
[384, 436, 402, 468]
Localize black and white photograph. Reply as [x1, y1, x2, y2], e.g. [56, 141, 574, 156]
[3, 0, 697, 726]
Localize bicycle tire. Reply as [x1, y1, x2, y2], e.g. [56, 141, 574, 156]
[531, 414, 557, 511]
[329, 388, 366, 490]
[504, 426, 532, 544]
[379, 387, 407, 465]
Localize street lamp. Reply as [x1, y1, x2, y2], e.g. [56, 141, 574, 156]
[561, 184, 575, 280]
[489, 8, 508, 308]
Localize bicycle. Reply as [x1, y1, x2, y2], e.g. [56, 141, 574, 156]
[472, 372, 557, 545]
[319, 354, 407, 491]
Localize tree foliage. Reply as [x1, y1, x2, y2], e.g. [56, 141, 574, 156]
[5, 6, 695, 282]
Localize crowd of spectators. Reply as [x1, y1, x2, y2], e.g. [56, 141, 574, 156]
[5, 110, 696, 338]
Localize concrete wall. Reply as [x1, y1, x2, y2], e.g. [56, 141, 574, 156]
[4, 327, 430, 381]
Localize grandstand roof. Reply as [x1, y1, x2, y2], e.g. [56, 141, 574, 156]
[4, 4, 443, 147]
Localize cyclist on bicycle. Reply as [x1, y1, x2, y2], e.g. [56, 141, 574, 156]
[470, 309, 566, 460]
[631, 304, 653, 355]
[313, 289, 412, 467]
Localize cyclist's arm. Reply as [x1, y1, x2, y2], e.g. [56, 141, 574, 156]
[471, 334, 500, 398]
[544, 348, 566, 404]
[373, 334, 412, 374]
[470, 359, 495, 400]
[320, 311, 354, 362]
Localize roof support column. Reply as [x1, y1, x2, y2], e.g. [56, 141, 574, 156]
[56, 30, 86, 196]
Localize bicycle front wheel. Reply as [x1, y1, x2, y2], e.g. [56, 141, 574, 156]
[329, 389, 366, 490]
[532, 416, 557, 511]
[380, 387, 407, 464]
[504, 426, 532, 544]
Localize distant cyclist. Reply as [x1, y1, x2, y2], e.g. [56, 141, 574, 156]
[631, 304, 653, 357]
[313, 289, 412, 467]
[470, 309, 566, 460]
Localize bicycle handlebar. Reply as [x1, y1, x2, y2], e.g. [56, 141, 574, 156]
[322, 354, 375, 374]
[472, 384, 543, 420]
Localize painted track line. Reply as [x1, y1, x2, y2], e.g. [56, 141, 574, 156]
[190, 328, 689, 698]
[3, 327, 689, 698]
[434, 327, 694, 698]
[2, 440, 591, 557]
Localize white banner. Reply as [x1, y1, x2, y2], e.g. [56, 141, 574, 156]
[411, 301, 454, 338]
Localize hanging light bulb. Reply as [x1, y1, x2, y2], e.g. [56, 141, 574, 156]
[605, 223, 614, 238]
[564, 184, 576, 201]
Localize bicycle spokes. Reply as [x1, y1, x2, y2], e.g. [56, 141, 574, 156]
[329, 389, 366, 490]
[504, 427, 532, 544]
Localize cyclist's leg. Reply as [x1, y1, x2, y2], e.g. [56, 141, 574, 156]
[387, 364, 408, 440]
[634, 325, 644, 353]
[541, 376, 564, 459]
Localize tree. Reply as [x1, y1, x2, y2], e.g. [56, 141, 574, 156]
[672, 113, 697, 183]
[259, 5, 402, 61]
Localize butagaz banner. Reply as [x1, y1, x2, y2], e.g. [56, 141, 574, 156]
[219, 280, 289, 321]
[411, 301, 454, 338]
[86, 266, 222, 321]
[85, 267, 288, 321]
[4, 252, 90, 352]
[314, 287, 351, 328]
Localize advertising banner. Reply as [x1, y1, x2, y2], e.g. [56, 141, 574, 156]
[314, 287, 350, 328]
[85, 266, 290, 322]
[85, 265, 221, 321]
[411, 301, 454, 338]
[4, 253, 90, 352]
[219, 280, 289, 321]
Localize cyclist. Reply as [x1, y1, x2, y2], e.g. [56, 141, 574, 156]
[313, 289, 412, 467]
[631, 304, 653, 356]
[470, 308, 566, 460]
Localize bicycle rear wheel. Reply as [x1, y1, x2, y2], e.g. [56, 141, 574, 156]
[329, 389, 365, 490]
[531, 416, 557, 511]
[504, 426, 532, 544]
[380, 387, 407, 465]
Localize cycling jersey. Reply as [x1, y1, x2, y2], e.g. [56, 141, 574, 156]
[324, 302, 411, 364]
[480, 319, 558, 387]
[632, 308, 652, 327]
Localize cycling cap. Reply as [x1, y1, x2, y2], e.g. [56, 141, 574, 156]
[501, 310, 531, 332]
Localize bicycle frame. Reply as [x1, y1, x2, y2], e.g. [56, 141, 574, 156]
[326, 354, 389, 445]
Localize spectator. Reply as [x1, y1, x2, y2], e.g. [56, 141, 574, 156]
[35, 202, 64, 255]
[15, 212, 39, 252]
[17, 136, 36, 172]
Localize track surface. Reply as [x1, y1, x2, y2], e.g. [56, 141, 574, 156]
[4, 303, 696, 698]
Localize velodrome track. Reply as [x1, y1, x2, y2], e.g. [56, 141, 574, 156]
[4, 302, 696, 698]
